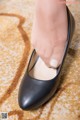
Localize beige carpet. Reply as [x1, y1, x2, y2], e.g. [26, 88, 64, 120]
[0, 0, 80, 120]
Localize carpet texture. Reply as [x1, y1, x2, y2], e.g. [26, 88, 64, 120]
[0, 0, 80, 120]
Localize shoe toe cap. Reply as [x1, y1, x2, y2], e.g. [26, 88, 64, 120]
[18, 96, 32, 110]
[18, 75, 54, 110]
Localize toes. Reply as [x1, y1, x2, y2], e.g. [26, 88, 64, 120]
[49, 41, 67, 68]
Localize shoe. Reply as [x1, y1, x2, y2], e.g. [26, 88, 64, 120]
[18, 6, 75, 110]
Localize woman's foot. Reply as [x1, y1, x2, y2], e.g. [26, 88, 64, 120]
[31, 0, 68, 68]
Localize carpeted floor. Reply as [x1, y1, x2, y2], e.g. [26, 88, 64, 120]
[0, 0, 80, 120]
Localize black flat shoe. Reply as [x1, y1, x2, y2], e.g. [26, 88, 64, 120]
[18, 6, 75, 110]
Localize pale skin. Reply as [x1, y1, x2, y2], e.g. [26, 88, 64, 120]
[31, 0, 67, 68]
